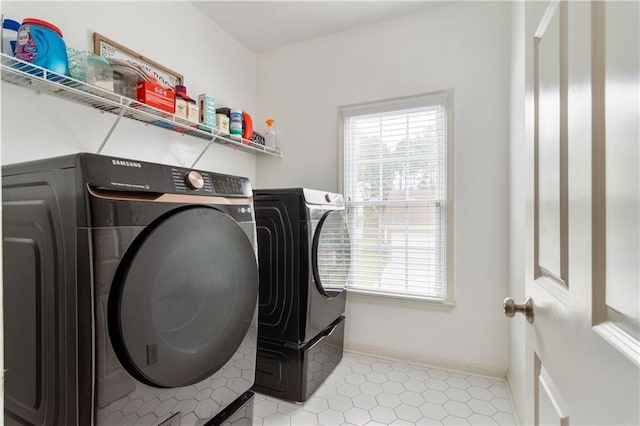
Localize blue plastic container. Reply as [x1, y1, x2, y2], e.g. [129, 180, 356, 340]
[14, 18, 68, 77]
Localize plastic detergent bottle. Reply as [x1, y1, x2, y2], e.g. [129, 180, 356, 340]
[265, 119, 276, 149]
[2, 18, 20, 55]
[14, 18, 68, 76]
[230, 109, 243, 135]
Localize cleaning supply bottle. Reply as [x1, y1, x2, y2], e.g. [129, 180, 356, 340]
[230, 109, 243, 135]
[265, 119, 276, 150]
[2, 18, 20, 55]
[14, 18, 68, 76]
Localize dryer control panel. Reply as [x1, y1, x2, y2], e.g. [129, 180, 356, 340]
[81, 153, 252, 197]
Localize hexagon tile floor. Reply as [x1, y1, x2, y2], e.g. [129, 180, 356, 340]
[252, 352, 517, 426]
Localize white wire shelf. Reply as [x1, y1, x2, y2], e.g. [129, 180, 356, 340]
[0, 53, 283, 163]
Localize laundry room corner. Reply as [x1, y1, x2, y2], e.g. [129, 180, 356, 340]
[255, 1, 512, 376]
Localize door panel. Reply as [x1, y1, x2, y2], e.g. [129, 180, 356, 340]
[524, 1, 640, 424]
[536, 2, 567, 283]
[535, 356, 569, 426]
[603, 0, 640, 340]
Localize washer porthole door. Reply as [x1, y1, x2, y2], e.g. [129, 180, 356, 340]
[109, 206, 258, 388]
[312, 211, 351, 298]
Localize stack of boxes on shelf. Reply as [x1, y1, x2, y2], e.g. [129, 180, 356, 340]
[2, 15, 269, 146]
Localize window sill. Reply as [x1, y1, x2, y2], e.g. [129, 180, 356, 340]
[346, 288, 456, 311]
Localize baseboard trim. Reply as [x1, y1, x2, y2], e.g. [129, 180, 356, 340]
[344, 343, 508, 379]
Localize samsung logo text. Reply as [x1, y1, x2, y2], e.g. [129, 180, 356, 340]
[112, 160, 142, 168]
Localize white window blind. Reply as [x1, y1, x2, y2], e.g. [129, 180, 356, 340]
[342, 93, 450, 300]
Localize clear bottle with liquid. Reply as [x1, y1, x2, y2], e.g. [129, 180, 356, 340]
[265, 119, 276, 150]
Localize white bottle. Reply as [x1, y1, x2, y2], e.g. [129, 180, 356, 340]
[265, 119, 277, 149]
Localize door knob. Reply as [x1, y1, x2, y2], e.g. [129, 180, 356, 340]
[503, 297, 534, 323]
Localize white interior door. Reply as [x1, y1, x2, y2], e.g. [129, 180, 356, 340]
[518, 1, 640, 424]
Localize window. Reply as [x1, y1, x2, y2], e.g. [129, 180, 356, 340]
[341, 92, 453, 301]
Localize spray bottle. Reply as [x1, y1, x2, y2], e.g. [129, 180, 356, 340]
[265, 119, 276, 150]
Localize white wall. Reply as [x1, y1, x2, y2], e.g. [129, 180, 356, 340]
[1, 1, 258, 181]
[508, 1, 526, 421]
[256, 2, 512, 374]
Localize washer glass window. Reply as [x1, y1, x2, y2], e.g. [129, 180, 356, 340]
[312, 211, 351, 297]
[110, 206, 258, 388]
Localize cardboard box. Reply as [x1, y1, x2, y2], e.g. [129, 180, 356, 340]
[187, 101, 199, 123]
[198, 94, 216, 128]
[175, 97, 187, 119]
[136, 81, 175, 113]
[216, 114, 230, 133]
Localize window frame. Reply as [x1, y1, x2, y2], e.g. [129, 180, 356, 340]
[338, 90, 455, 304]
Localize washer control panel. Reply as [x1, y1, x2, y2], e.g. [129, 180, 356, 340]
[212, 175, 244, 195]
[169, 167, 214, 193]
[168, 167, 247, 196]
[185, 171, 205, 190]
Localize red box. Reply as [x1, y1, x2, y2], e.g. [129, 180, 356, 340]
[136, 81, 175, 113]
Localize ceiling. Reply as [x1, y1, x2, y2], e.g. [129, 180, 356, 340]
[192, 1, 450, 53]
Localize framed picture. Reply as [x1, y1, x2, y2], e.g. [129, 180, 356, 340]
[93, 32, 183, 87]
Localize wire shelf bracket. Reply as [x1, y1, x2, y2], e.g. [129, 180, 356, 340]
[96, 99, 131, 154]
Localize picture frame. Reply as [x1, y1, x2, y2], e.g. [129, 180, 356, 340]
[93, 32, 183, 87]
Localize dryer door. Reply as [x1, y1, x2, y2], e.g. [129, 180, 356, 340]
[311, 210, 351, 298]
[109, 206, 258, 388]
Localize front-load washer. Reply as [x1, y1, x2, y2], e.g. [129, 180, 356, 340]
[3, 153, 258, 425]
[251, 188, 351, 401]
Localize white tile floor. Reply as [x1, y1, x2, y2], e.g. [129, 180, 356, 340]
[252, 352, 517, 426]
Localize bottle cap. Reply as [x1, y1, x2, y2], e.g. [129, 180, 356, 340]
[3, 19, 20, 31]
[174, 85, 192, 100]
[265, 119, 274, 126]
[22, 18, 63, 37]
